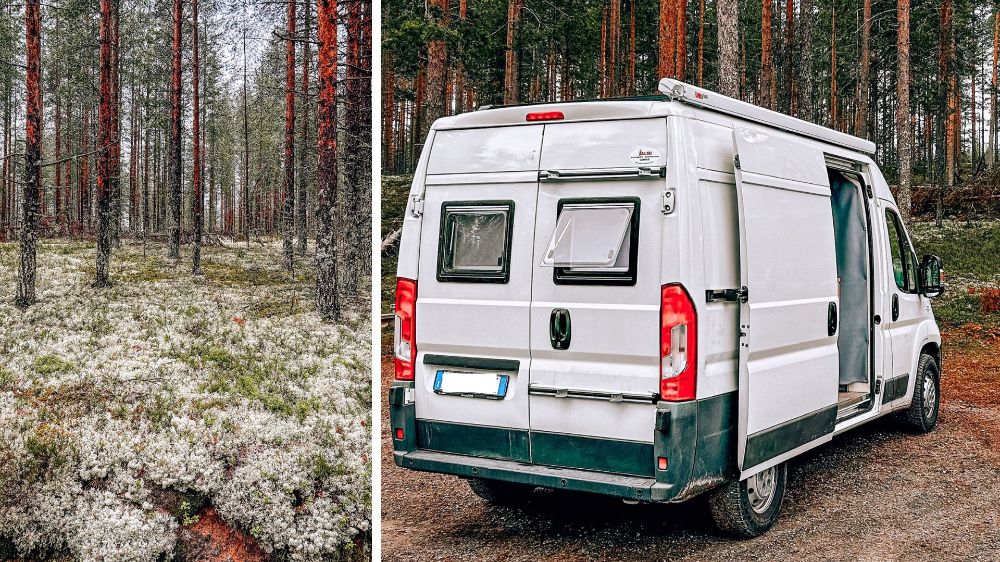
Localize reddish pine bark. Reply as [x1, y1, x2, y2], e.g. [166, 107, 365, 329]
[168, 0, 182, 258]
[17, 0, 42, 306]
[110, 0, 121, 245]
[282, 0, 296, 271]
[316, 0, 339, 320]
[95, 0, 114, 287]
[658, 0, 676, 79]
[760, 0, 775, 110]
[675, 0, 686, 80]
[697, 0, 704, 86]
[600, 2, 607, 96]
[192, 0, 203, 274]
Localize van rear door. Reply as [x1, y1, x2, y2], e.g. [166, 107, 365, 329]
[527, 119, 667, 478]
[732, 127, 840, 478]
[412, 125, 542, 462]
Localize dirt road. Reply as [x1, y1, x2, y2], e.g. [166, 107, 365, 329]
[381, 329, 1000, 561]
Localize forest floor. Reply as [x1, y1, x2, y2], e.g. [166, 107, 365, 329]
[0, 239, 371, 562]
[379, 175, 1000, 560]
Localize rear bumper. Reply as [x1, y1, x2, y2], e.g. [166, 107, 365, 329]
[394, 448, 681, 502]
[389, 382, 737, 503]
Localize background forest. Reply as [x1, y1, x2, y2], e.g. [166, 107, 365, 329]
[383, 0, 1000, 222]
[0, 0, 372, 557]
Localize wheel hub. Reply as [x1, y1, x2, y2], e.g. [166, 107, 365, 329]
[924, 373, 937, 419]
[747, 466, 777, 514]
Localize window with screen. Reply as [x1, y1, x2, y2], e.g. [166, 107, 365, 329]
[885, 210, 917, 293]
[543, 198, 640, 286]
[437, 201, 514, 283]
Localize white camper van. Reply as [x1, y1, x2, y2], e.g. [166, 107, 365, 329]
[389, 79, 945, 537]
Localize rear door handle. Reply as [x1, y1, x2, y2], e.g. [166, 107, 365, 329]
[550, 308, 572, 350]
[828, 302, 838, 336]
[892, 294, 899, 322]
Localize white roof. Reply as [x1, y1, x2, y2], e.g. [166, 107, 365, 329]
[429, 79, 876, 157]
[657, 78, 876, 155]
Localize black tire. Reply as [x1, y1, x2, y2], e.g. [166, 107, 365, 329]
[904, 354, 940, 433]
[707, 462, 787, 538]
[467, 478, 534, 506]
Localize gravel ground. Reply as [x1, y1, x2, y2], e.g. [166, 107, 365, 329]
[380, 329, 1000, 561]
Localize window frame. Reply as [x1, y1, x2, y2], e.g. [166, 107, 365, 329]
[552, 197, 641, 286]
[436, 200, 516, 284]
[884, 208, 918, 294]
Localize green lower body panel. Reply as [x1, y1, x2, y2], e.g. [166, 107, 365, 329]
[529, 431, 654, 477]
[416, 420, 530, 463]
[744, 404, 838, 469]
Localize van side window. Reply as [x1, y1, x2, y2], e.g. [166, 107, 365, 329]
[437, 201, 514, 283]
[546, 198, 640, 286]
[884, 209, 917, 293]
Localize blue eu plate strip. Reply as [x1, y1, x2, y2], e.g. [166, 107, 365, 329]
[496, 375, 509, 397]
[433, 370, 444, 392]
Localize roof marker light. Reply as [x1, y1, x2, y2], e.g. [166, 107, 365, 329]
[526, 111, 564, 122]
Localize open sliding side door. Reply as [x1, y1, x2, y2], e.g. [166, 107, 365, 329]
[733, 127, 840, 478]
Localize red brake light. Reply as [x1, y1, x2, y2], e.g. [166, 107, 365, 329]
[660, 284, 697, 401]
[394, 278, 417, 381]
[525, 111, 564, 122]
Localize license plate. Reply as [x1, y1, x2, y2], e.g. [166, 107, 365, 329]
[433, 370, 509, 399]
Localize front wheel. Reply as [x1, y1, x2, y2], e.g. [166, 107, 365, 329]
[904, 354, 940, 433]
[707, 463, 787, 538]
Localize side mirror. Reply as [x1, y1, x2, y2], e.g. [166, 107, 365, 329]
[918, 254, 944, 299]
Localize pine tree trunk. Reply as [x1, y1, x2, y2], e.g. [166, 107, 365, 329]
[503, 0, 520, 104]
[784, 0, 794, 113]
[600, 3, 608, 96]
[855, 0, 871, 138]
[169, 0, 182, 258]
[383, 53, 396, 172]
[716, 0, 738, 97]
[192, 0, 203, 275]
[897, 0, 912, 223]
[297, 0, 311, 255]
[55, 68, 62, 233]
[316, 0, 340, 321]
[110, 2, 121, 247]
[830, 6, 838, 127]
[797, 0, 814, 120]
[760, 0, 775, 110]
[991, 12, 999, 167]
[676, 0, 686, 80]
[697, 0, 704, 86]
[281, 0, 296, 271]
[658, 0, 676, 79]
[243, 28, 250, 242]
[95, 0, 114, 287]
[17, 0, 42, 306]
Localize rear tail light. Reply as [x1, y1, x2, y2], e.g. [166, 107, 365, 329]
[394, 278, 417, 381]
[660, 283, 697, 401]
[525, 111, 564, 122]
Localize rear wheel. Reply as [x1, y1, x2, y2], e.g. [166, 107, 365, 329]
[467, 478, 534, 506]
[904, 354, 940, 433]
[707, 462, 787, 538]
